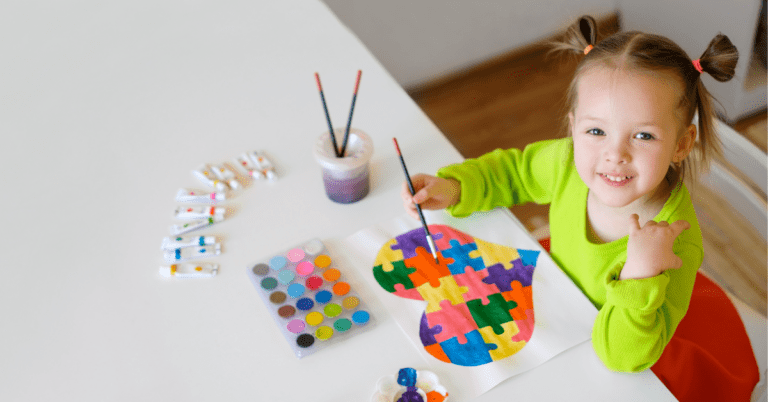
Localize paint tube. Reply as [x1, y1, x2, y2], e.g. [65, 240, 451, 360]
[210, 163, 242, 190]
[163, 243, 221, 263]
[161, 235, 217, 250]
[248, 151, 277, 180]
[234, 153, 265, 179]
[159, 262, 219, 278]
[175, 188, 226, 203]
[192, 164, 229, 192]
[170, 215, 224, 236]
[174, 205, 226, 220]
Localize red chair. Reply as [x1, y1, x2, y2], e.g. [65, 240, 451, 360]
[537, 237, 760, 401]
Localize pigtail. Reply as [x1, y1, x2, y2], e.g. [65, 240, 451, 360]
[548, 16, 599, 57]
[689, 34, 738, 180]
[697, 34, 739, 82]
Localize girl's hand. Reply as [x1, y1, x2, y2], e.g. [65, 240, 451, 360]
[620, 214, 690, 280]
[401, 174, 461, 220]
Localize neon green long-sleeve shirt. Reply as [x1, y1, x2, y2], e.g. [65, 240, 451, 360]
[436, 137, 703, 372]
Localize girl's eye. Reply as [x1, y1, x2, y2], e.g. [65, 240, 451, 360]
[634, 132, 655, 140]
[586, 128, 605, 136]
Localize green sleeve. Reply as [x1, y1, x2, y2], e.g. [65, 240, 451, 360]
[436, 138, 568, 217]
[591, 239, 702, 372]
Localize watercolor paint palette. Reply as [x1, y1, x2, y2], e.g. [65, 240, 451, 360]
[247, 238, 374, 358]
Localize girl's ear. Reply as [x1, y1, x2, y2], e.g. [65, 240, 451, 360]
[674, 124, 697, 162]
[568, 112, 575, 133]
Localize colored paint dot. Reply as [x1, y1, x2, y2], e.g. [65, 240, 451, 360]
[305, 311, 324, 326]
[295, 261, 314, 277]
[342, 296, 360, 310]
[333, 318, 352, 332]
[187, 208, 193, 212]
[287, 283, 305, 298]
[278, 305, 296, 318]
[303, 239, 323, 255]
[195, 266, 202, 272]
[315, 290, 332, 304]
[306, 276, 323, 290]
[296, 334, 315, 348]
[286, 319, 305, 334]
[260, 277, 278, 290]
[296, 298, 314, 311]
[287, 248, 305, 262]
[199, 248, 206, 253]
[352, 310, 370, 325]
[252, 263, 270, 276]
[323, 268, 341, 282]
[277, 270, 295, 284]
[314, 255, 331, 268]
[315, 326, 334, 341]
[324, 303, 342, 318]
[332, 282, 350, 296]
[175, 237, 183, 241]
[270, 256, 287, 270]
[269, 291, 287, 304]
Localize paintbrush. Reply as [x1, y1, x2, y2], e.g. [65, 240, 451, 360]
[393, 137, 439, 263]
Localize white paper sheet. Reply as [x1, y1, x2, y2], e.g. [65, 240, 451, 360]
[339, 208, 599, 400]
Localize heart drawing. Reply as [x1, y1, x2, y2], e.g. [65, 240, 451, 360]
[373, 225, 540, 366]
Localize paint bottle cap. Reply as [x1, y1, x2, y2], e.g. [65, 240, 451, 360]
[158, 265, 173, 277]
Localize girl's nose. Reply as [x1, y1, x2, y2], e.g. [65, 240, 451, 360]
[603, 139, 630, 164]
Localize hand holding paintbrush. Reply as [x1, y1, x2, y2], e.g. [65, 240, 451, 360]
[392, 138, 458, 262]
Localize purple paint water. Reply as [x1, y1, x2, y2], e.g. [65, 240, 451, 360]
[322, 165, 370, 204]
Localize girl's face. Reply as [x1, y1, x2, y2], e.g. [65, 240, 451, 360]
[570, 67, 695, 210]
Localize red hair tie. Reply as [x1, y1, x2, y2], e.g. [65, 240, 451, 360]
[583, 45, 593, 55]
[692, 59, 703, 73]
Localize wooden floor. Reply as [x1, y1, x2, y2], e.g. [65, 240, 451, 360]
[408, 15, 767, 316]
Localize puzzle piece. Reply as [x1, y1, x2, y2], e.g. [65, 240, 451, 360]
[503, 280, 533, 321]
[406, 247, 453, 288]
[474, 238, 520, 269]
[441, 239, 485, 275]
[508, 259, 535, 287]
[393, 283, 424, 300]
[417, 276, 469, 313]
[482, 263, 516, 292]
[419, 312, 442, 346]
[374, 260, 417, 292]
[392, 230, 444, 259]
[439, 329, 495, 366]
[432, 224, 476, 250]
[454, 267, 497, 305]
[424, 343, 451, 363]
[426, 299, 478, 344]
[374, 238, 404, 272]
[482, 258, 534, 291]
[467, 293, 517, 335]
[517, 248, 541, 267]
[510, 309, 535, 343]
[478, 320, 526, 360]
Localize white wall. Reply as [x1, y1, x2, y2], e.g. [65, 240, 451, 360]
[321, 0, 617, 88]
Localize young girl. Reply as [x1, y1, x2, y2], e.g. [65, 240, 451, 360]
[402, 16, 754, 401]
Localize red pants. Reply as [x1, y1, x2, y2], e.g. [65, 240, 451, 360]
[538, 238, 759, 401]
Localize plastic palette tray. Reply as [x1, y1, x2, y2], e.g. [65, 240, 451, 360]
[247, 238, 375, 358]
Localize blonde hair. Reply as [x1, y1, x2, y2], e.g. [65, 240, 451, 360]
[549, 16, 739, 184]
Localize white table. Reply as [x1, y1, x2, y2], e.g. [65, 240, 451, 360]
[0, 1, 675, 400]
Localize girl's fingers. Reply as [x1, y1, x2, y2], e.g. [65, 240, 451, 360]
[670, 220, 691, 237]
[628, 214, 642, 232]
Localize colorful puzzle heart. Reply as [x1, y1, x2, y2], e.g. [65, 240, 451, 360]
[373, 224, 539, 366]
